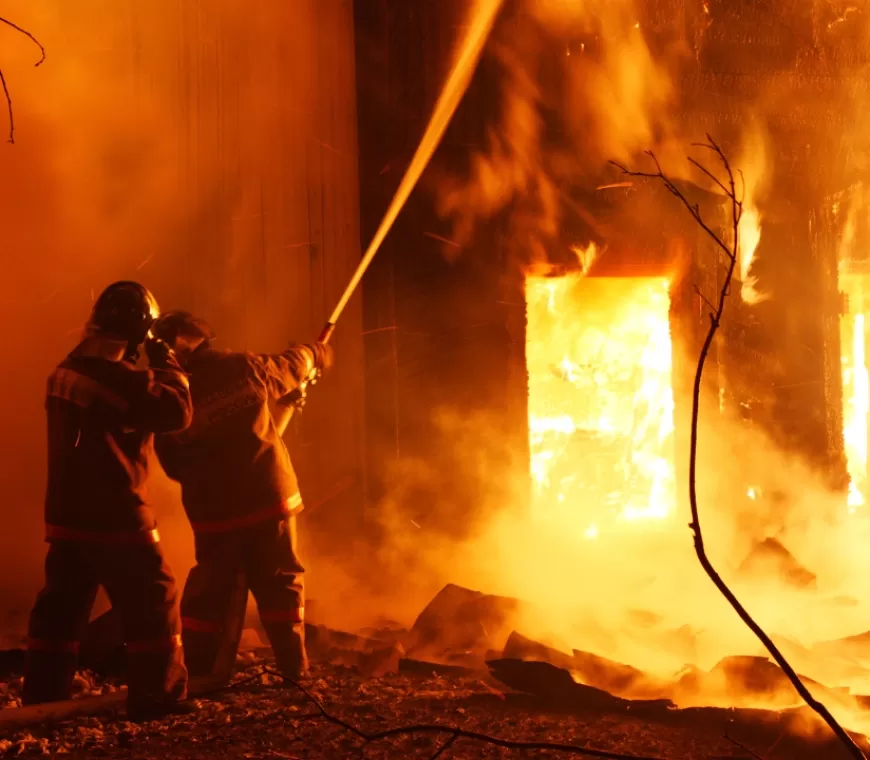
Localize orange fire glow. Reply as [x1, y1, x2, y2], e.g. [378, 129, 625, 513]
[735, 131, 768, 305]
[738, 204, 764, 304]
[526, 274, 675, 537]
[840, 272, 870, 511]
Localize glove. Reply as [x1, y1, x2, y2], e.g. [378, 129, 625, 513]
[280, 386, 308, 410]
[309, 342, 334, 372]
[144, 337, 177, 370]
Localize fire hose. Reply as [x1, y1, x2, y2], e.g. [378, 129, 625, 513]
[274, 0, 505, 437]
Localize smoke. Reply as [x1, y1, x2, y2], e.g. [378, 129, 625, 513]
[312, 0, 870, 732]
[529, 0, 675, 166]
[0, 3, 206, 622]
[435, 11, 560, 264]
[349, 327, 870, 724]
[433, 0, 682, 265]
[0, 1, 362, 628]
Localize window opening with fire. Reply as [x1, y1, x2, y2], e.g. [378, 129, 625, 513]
[840, 271, 870, 511]
[525, 275, 676, 539]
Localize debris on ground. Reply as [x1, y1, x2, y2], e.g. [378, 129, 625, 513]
[2, 583, 870, 758]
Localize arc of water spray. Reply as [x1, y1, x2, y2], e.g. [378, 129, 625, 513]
[276, 0, 506, 435]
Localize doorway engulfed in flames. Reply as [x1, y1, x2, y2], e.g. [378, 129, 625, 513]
[525, 273, 676, 539]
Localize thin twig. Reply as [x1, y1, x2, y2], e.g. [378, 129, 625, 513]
[688, 157, 730, 197]
[430, 732, 458, 759]
[193, 668, 273, 699]
[265, 668, 669, 759]
[0, 16, 46, 143]
[611, 152, 734, 264]
[693, 284, 716, 314]
[725, 733, 765, 760]
[0, 69, 11, 143]
[613, 135, 868, 760]
[0, 17, 46, 62]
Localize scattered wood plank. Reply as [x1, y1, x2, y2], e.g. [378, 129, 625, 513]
[0, 690, 126, 727]
[486, 658, 674, 715]
[398, 658, 477, 678]
[408, 584, 533, 660]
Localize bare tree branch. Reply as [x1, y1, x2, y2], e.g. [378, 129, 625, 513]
[611, 150, 735, 264]
[613, 136, 868, 760]
[0, 68, 12, 143]
[0, 16, 46, 144]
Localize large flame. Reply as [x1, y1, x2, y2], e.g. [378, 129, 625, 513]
[735, 130, 769, 305]
[526, 274, 675, 537]
[840, 274, 870, 511]
[738, 204, 764, 304]
[838, 190, 870, 512]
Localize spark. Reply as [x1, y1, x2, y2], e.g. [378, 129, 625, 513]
[424, 231, 461, 248]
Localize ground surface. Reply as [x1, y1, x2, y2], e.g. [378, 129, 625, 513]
[0, 658, 806, 760]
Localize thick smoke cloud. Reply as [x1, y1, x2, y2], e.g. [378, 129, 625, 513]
[345, 0, 870, 727]
[0, 1, 362, 640]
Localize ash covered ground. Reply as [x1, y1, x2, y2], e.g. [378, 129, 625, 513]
[0, 656, 755, 760]
[2, 584, 869, 760]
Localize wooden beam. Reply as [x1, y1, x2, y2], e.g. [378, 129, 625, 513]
[0, 674, 237, 728]
[0, 691, 126, 727]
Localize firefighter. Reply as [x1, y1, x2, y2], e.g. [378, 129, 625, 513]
[150, 311, 333, 681]
[23, 281, 194, 721]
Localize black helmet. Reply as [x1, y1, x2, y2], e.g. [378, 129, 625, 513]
[87, 281, 160, 345]
[151, 310, 215, 351]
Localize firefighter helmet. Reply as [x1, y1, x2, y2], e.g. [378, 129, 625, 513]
[151, 310, 215, 352]
[87, 281, 160, 344]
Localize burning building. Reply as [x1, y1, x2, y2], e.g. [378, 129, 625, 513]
[5, 0, 870, 750]
[353, 0, 870, 698]
[357, 0, 870, 532]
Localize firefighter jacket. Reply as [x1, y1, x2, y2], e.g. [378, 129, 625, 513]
[44, 341, 193, 543]
[153, 345, 316, 533]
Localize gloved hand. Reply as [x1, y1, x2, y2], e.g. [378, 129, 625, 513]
[144, 337, 177, 369]
[310, 342, 334, 372]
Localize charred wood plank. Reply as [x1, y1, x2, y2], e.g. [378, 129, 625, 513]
[486, 658, 674, 715]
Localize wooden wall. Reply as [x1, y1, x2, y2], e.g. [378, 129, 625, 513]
[0, 0, 361, 642]
[354, 0, 531, 541]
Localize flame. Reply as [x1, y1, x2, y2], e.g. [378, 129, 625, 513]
[435, 0, 676, 265]
[526, 274, 675, 535]
[838, 190, 870, 512]
[571, 242, 600, 275]
[738, 204, 764, 304]
[735, 129, 769, 305]
[840, 274, 869, 511]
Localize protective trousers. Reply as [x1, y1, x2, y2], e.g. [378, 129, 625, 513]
[181, 515, 307, 680]
[23, 541, 187, 712]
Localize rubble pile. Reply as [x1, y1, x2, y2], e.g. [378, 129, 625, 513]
[1, 583, 870, 758]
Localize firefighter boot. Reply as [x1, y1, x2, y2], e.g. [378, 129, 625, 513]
[21, 651, 78, 705]
[125, 648, 194, 722]
[266, 622, 309, 680]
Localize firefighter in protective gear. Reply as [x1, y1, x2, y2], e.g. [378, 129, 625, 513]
[151, 310, 333, 680]
[23, 281, 194, 721]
